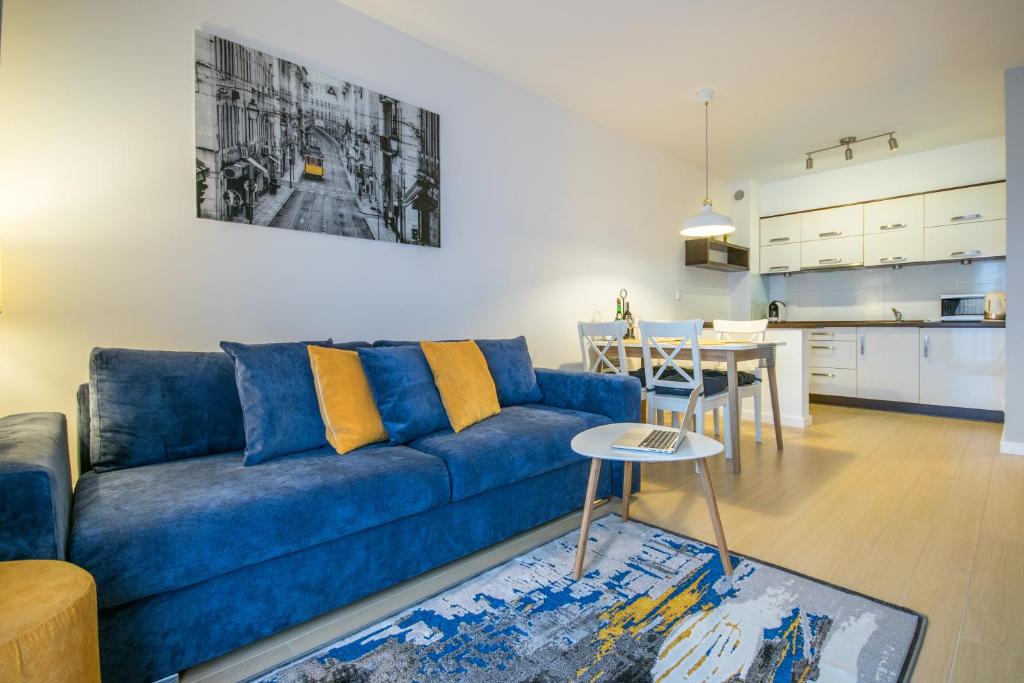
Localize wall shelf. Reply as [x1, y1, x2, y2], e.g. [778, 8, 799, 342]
[685, 238, 750, 272]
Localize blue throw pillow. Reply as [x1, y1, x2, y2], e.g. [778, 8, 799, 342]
[357, 345, 450, 444]
[220, 339, 334, 465]
[475, 336, 543, 405]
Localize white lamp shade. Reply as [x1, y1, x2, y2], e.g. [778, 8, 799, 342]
[680, 203, 736, 237]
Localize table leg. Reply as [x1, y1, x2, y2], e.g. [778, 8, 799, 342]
[697, 457, 733, 576]
[767, 363, 784, 450]
[573, 458, 604, 580]
[725, 355, 741, 474]
[621, 462, 633, 522]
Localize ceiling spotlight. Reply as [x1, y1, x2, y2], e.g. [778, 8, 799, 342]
[805, 155, 813, 170]
[889, 135, 899, 151]
[804, 130, 897, 169]
[845, 146, 853, 161]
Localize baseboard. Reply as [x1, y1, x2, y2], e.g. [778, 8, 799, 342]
[740, 408, 812, 429]
[1000, 429, 1024, 456]
[810, 394, 1004, 423]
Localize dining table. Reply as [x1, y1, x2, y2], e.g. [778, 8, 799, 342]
[618, 338, 785, 474]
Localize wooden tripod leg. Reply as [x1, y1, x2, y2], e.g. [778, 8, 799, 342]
[622, 462, 633, 522]
[573, 458, 604, 580]
[697, 458, 734, 576]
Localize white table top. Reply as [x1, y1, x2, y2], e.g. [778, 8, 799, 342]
[620, 339, 785, 350]
[570, 423, 726, 463]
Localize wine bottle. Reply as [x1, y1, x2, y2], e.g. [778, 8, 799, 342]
[615, 297, 623, 321]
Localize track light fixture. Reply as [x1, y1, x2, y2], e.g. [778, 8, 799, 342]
[804, 131, 898, 170]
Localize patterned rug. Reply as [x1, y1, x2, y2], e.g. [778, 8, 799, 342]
[251, 516, 925, 682]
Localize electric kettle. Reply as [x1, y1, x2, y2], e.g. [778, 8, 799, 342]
[768, 300, 787, 323]
[985, 291, 1007, 320]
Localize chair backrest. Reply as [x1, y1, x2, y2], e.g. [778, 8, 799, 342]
[713, 318, 768, 342]
[639, 319, 704, 394]
[578, 320, 629, 374]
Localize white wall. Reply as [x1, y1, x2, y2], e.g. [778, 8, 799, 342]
[1003, 66, 1024, 453]
[0, 0, 733, 462]
[758, 138, 1007, 321]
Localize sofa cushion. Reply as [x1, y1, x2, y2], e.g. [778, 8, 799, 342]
[307, 346, 389, 454]
[69, 444, 450, 609]
[411, 404, 610, 500]
[421, 341, 501, 432]
[475, 336, 543, 405]
[220, 340, 338, 465]
[88, 349, 246, 472]
[357, 345, 450, 444]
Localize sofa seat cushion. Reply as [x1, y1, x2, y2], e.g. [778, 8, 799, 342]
[411, 404, 610, 501]
[69, 445, 451, 609]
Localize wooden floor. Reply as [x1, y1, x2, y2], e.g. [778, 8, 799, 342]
[634, 404, 1023, 682]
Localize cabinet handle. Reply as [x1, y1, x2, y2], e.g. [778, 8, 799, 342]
[818, 257, 842, 264]
[819, 231, 843, 237]
[810, 332, 832, 337]
[879, 223, 907, 231]
[768, 265, 790, 271]
[811, 345, 835, 350]
[768, 237, 790, 243]
[811, 372, 835, 378]
[880, 256, 907, 263]
[859, 335, 865, 355]
[951, 214, 982, 222]
[923, 334, 929, 358]
[950, 249, 982, 258]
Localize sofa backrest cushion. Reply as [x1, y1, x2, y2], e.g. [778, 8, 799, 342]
[220, 339, 341, 466]
[88, 348, 246, 472]
[356, 345, 449, 444]
[475, 337, 543, 406]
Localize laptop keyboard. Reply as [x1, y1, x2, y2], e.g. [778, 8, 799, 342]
[637, 429, 678, 452]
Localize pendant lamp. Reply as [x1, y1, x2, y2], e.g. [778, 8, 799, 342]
[681, 89, 735, 238]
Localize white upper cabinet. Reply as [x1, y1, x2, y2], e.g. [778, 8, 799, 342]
[923, 220, 1006, 262]
[924, 183, 1006, 227]
[863, 229, 924, 266]
[760, 214, 801, 247]
[800, 205, 863, 242]
[863, 195, 924, 235]
[759, 243, 801, 274]
[800, 235, 863, 269]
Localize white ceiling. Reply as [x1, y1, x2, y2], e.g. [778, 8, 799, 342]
[338, 0, 1024, 181]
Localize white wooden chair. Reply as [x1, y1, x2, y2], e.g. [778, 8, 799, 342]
[711, 319, 768, 444]
[578, 320, 630, 376]
[639, 319, 734, 458]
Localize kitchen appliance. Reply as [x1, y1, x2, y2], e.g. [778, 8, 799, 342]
[768, 300, 787, 323]
[984, 291, 1007, 321]
[940, 294, 985, 321]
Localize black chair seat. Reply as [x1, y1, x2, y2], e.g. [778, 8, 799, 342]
[652, 367, 757, 397]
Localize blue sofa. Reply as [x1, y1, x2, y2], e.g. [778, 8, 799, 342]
[3, 343, 640, 681]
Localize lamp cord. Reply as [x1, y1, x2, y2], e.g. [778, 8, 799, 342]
[704, 101, 710, 203]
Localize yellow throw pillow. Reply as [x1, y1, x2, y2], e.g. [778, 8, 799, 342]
[307, 346, 389, 454]
[420, 340, 501, 432]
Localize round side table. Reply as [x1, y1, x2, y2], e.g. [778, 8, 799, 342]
[0, 560, 101, 683]
[570, 423, 733, 580]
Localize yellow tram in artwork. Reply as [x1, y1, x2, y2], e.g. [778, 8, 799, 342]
[302, 147, 325, 179]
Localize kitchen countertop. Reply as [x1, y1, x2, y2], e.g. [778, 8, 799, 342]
[768, 320, 1005, 329]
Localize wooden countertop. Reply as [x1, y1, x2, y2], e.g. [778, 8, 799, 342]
[768, 320, 1005, 329]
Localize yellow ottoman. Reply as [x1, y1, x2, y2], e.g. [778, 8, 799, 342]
[0, 561, 100, 683]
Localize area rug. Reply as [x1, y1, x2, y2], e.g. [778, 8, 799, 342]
[250, 516, 925, 682]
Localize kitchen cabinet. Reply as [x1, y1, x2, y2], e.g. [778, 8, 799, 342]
[800, 235, 863, 269]
[810, 368, 857, 397]
[863, 228, 924, 266]
[923, 219, 1006, 262]
[809, 340, 857, 369]
[924, 183, 1006, 228]
[919, 328, 1005, 411]
[856, 327, 920, 403]
[801, 205, 864, 242]
[760, 214, 801, 247]
[760, 243, 801, 274]
[864, 195, 924, 235]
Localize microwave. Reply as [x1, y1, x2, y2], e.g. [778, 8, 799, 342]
[940, 294, 985, 321]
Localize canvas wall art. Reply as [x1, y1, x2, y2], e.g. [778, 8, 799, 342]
[194, 30, 441, 247]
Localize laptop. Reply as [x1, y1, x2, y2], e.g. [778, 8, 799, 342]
[612, 383, 703, 454]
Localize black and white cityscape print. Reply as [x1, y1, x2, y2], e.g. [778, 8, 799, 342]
[194, 31, 441, 247]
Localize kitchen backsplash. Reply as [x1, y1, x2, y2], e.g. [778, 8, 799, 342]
[764, 260, 1006, 321]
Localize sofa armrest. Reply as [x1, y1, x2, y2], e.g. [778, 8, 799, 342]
[0, 413, 72, 560]
[535, 368, 641, 424]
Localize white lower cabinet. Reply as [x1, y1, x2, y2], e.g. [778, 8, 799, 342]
[856, 327, 920, 403]
[919, 328, 1005, 411]
[810, 368, 857, 397]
